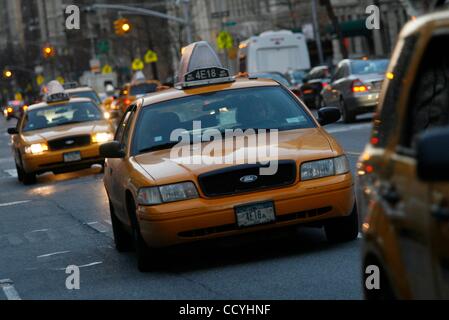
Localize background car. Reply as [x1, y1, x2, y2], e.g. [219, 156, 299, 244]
[285, 69, 308, 87]
[3, 100, 27, 120]
[299, 66, 331, 109]
[321, 59, 389, 123]
[116, 79, 161, 114]
[65, 86, 103, 107]
[249, 72, 301, 96]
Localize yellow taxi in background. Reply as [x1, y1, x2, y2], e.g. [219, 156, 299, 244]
[101, 41, 357, 271]
[7, 81, 115, 184]
[116, 72, 161, 114]
[357, 10, 449, 299]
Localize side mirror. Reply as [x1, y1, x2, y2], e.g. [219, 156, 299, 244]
[100, 141, 125, 158]
[417, 127, 449, 181]
[317, 107, 341, 126]
[7, 127, 18, 135]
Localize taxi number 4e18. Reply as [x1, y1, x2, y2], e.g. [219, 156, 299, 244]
[184, 67, 230, 82]
[64, 151, 81, 163]
[235, 201, 276, 228]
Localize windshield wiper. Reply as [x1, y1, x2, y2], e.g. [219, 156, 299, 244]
[139, 141, 180, 154]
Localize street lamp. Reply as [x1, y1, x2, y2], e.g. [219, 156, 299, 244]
[3, 70, 13, 78]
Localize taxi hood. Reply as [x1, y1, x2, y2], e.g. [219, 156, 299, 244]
[134, 128, 336, 183]
[21, 120, 112, 144]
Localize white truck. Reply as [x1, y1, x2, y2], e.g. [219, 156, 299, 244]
[238, 30, 311, 74]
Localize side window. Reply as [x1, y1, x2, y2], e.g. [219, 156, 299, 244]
[399, 34, 449, 151]
[115, 109, 133, 142]
[121, 109, 136, 149]
[332, 66, 343, 81]
[372, 35, 417, 148]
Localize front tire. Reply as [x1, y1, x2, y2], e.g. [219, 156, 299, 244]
[340, 98, 356, 123]
[109, 200, 133, 252]
[325, 203, 359, 243]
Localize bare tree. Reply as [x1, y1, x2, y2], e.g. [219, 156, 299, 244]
[320, 0, 348, 58]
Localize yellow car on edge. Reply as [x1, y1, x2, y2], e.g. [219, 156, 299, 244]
[101, 42, 357, 271]
[7, 81, 115, 185]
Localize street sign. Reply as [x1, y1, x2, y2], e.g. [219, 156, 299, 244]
[144, 50, 158, 64]
[211, 11, 230, 19]
[223, 21, 237, 27]
[15, 92, 23, 101]
[102, 64, 113, 74]
[97, 40, 110, 54]
[217, 31, 233, 50]
[132, 58, 144, 71]
[36, 75, 45, 86]
[57, 76, 65, 85]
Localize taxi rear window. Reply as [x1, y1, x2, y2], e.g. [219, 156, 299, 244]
[130, 83, 158, 96]
[132, 86, 315, 154]
[22, 101, 103, 132]
[68, 90, 102, 105]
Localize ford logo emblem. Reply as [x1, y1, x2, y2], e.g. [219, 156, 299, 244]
[65, 140, 75, 145]
[240, 175, 258, 183]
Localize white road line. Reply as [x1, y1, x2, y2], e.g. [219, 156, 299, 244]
[85, 221, 109, 233]
[37, 251, 70, 259]
[0, 279, 21, 300]
[0, 200, 31, 207]
[3, 169, 17, 178]
[53, 261, 103, 271]
[326, 123, 371, 134]
[30, 229, 49, 233]
[104, 219, 112, 225]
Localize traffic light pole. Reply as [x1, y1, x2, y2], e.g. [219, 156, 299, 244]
[88, 3, 193, 44]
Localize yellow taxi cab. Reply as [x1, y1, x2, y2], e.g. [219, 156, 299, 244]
[116, 72, 162, 114]
[101, 41, 358, 271]
[7, 81, 115, 185]
[357, 10, 449, 299]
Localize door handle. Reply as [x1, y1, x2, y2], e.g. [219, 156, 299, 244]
[431, 204, 449, 221]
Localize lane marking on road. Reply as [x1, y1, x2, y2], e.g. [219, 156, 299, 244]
[30, 229, 49, 233]
[0, 200, 31, 207]
[3, 169, 17, 178]
[85, 221, 110, 233]
[37, 251, 71, 259]
[53, 261, 103, 271]
[104, 219, 112, 225]
[0, 279, 21, 300]
[326, 123, 371, 134]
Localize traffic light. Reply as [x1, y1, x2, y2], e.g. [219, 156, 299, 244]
[42, 45, 55, 58]
[3, 69, 13, 78]
[114, 18, 131, 36]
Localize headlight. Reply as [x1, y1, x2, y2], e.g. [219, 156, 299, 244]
[137, 182, 199, 205]
[104, 112, 111, 120]
[92, 132, 114, 144]
[301, 155, 350, 181]
[24, 143, 48, 155]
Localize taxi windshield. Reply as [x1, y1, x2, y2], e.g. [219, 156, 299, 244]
[68, 90, 102, 105]
[133, 86, 315, 154]
[130, 83, 158, 96]
[22, 101, 103, 132]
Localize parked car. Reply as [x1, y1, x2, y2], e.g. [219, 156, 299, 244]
[299, 66, 331, 109]
[321, 59, 389, 123]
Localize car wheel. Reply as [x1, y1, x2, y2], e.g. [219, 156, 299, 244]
[325, 203, 359, 243]
[340, 98, 356, 123]
[21, 169, 36, 185]
[109, 200, 133, 252]
[15, 163, 24, 182]
[127, 198, 154, 272]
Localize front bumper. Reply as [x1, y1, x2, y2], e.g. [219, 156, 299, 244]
[137, 174, 354, 248]
[22, 143, 104, 174]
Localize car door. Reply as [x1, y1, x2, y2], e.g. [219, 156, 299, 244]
[106, 107, 135, 217]
[410, 32, 449, 299]
[387, 32, 449, 299]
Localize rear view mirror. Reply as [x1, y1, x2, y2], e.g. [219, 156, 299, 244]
[317, 107, 341, 126]
[100, 141, 125, 158]
[417, 127, 449, 181]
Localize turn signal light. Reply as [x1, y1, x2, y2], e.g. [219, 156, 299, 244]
[352, 80, 368, 93]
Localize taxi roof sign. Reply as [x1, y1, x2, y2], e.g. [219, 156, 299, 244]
[45, 80, 70, 103]
[176, 41, 234, 89]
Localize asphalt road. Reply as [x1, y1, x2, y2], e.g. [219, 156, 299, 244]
[0, 113, 372, 300]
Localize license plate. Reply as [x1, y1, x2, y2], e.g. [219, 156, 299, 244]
[63, 151, 81, 163]
[235, 201, 276, 228]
